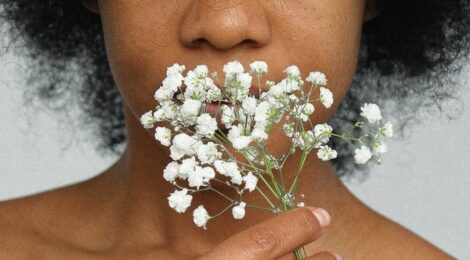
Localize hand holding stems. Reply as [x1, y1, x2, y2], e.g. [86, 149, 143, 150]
[198, 207, 342, 260]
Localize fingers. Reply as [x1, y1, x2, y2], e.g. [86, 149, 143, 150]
[200, 207, 331, 260]
[278, 251, 342, 260]
[306, 251, 342, 260]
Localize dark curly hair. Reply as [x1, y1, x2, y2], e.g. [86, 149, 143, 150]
[1, 0, 469, 180]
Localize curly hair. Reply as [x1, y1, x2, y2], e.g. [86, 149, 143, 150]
[1, 0, 469, 180]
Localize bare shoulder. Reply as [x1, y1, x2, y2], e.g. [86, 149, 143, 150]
[364, 214, 455, 259]
[0, 182, 90, 258]
[0, 217, 46, 258]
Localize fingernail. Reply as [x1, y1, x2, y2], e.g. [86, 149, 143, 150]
[310, 207, 331, 229]
[332, 252, 343, 260]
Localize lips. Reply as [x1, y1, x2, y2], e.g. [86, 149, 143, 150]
[205, 102, 221, 114]
[205, 102, 229, 132]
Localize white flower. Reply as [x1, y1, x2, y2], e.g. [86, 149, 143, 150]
[183, 70, 201, 89]
[254, 101, 270, 123]
[221, 105, 235, 129]
[170, 133, 202, 160]
[283, 123, 294, 137]
[188, 166, 205, 189]
[306, 71, 327, 86]
[196, 113, 217, 137]
[267, 81, 287, 97]
[166, 63, 186, 76]
[292, 131, 316, 150]
[251, 127, 268, 142]
[153, 109, 166, 122]
[319, 87, 334, 108]
[242, 97, 257, 116]
[282, 77, 301, 93]
[223, 60, 244, 74]
[232, 202, 246, 219]
[154, 87, 175, 104]
[316, 145, 337, 161]
[169, 145, 185, 161]
[140, 110, 156, 129]
[360, 103, 382, 124]
[163, 161, 179, 183]
[214, 160, 243, 185]
[232, 136, 253, 150]
[168, 188, 192, 213]
[180, 99, 202, 124]
[380, 121, 394, 137]
[237, 107, 250, 124]
[243, 172, 258, 192]
[154, 127, 171, 146]
[313, 123, 333, 144]
[193, 205, 210, 229]
[184, 84, 206, 101]
[227, 125, 252, 150]
[293, 103, 314, 122]
[288, 94, 299, 102]
[371, 141, 388, 155]
[161, 101, 177, 120]
[228, 124, 242, 140]
[194, 65, 209, 77]
[197, 142, 221, 165]
[302, 103, 315, 115]
[238, 72, 253, 90]
[162, 73, 184, 92]
[283, 65, 301, 77]
[178, 156, 198, 180]
[249, 60, 268, 74]
[188, 166, 215, 189]
[206, 85, 222, 102]
[201, 166, 216, 182]
[354, 145, 372, 164]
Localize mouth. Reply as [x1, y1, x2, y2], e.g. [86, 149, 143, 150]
[205, 101, 235, 133]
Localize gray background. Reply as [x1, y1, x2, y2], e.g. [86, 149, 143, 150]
[1, 49, 469, 258]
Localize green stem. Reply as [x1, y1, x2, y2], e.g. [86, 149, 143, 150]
[210, 187, 235, 203]
[264, 156, 283, 197]
[288, 150, 309, 194]
[294, 248, 306, 260]
[255, 186, 276, 209]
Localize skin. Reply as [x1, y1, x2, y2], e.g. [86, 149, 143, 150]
[0, 0, 455, 259]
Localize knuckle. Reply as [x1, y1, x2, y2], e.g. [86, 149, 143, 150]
[246, 226, 281, 253]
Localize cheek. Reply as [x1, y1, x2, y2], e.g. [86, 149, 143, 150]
[99, 0, 182, 116]
[276, 0, 364, 120]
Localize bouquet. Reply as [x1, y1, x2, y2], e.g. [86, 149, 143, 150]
[140, 60, 393, 259]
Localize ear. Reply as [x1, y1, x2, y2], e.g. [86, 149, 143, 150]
[364, 0, 380, 23]
[82, 0, 100, 14]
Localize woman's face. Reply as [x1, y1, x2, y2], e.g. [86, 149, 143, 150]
[95, 0, 373, 156]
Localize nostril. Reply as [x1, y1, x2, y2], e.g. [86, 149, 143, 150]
[191, 38, 258, 49]
[240, 39, 258, 47]
[192, 38, 209, 48]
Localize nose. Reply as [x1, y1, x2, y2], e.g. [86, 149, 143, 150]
[179, 0, 271, 51]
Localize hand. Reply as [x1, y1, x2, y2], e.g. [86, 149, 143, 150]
[198, 207, 341, 260]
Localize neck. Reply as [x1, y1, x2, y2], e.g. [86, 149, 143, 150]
[89, 103, 376, 253]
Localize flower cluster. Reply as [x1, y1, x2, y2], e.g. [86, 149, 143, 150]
[351, 103, 394, 165]
[140, 60, 393, 231]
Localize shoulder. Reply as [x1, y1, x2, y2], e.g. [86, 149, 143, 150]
[0, 193, 51, 257]
[365, 214, 455, 259]
[0, 183, 90, 258]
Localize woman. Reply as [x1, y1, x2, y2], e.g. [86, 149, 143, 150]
[0, 0, 469, 259]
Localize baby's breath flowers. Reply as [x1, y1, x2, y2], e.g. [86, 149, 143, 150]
[140, 60, 393, 260]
